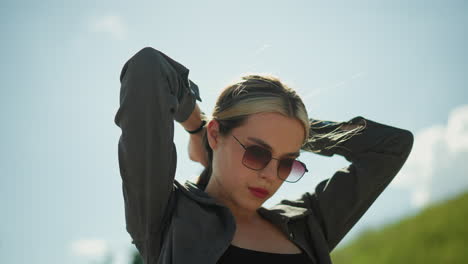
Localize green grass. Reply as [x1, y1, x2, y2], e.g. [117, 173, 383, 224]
[331, 191, 468, 264]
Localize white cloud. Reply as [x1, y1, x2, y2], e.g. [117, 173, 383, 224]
[393, 104, 468, 208]
[70, 239, 109, 258]
[88, 14, 127, 39]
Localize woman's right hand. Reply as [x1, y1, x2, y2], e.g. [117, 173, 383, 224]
[188, 127, 209, 168]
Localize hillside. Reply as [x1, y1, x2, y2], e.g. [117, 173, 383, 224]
[331, 191, 468, 264]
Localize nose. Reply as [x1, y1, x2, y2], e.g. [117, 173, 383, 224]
[259, 158, 279, 180]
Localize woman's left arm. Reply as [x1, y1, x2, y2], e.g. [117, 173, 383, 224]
[301, 116, 414, 251]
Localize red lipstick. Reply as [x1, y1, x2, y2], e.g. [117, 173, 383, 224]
[248, 187, 269, 198]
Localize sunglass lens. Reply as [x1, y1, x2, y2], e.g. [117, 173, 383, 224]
[279, 160, 305, 182]
[243, 146, 271, 170]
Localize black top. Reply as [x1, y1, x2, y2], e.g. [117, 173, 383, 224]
[217, 244, 313, 263]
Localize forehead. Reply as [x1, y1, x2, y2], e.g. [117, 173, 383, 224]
[236, 112, 305, 155]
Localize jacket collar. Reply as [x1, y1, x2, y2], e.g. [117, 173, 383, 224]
[175, 179, 224, 206]
[176, 180, 311, 223]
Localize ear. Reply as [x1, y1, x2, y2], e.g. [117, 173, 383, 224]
[206, 119, 221, 150]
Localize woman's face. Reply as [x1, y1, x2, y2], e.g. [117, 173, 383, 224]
[206, 112, 305, 212]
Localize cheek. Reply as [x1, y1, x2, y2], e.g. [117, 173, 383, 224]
[216, 146, 247, 183]
[222, 144, 247, 174]
[224, 159, 252, 187]
[273, 181, 284, 193]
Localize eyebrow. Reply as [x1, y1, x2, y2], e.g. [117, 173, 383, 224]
[247, 137, 300, 158]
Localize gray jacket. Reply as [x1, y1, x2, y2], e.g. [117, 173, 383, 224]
[114, 47, 414, 264]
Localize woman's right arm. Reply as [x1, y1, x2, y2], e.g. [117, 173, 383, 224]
[113, 47, 202, 262]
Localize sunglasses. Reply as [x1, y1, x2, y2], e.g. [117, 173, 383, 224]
[232, 135, 308, 183]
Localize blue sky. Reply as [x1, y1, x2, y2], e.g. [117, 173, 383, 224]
[1, 0, 467, 263]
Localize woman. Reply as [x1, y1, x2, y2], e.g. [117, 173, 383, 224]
[114, 47, 414, 264]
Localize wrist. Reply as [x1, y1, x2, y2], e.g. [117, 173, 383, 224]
[186, 120, 206, 134]
[181, 103, 207, 133]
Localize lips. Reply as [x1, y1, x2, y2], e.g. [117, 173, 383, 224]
[248, 187, 270, 198]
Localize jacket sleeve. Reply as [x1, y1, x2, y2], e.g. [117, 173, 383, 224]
[114, 47, 202, 261]
[302, 116, 414, 251]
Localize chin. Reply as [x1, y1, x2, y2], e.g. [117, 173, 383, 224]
[246, 195, 269, 209]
